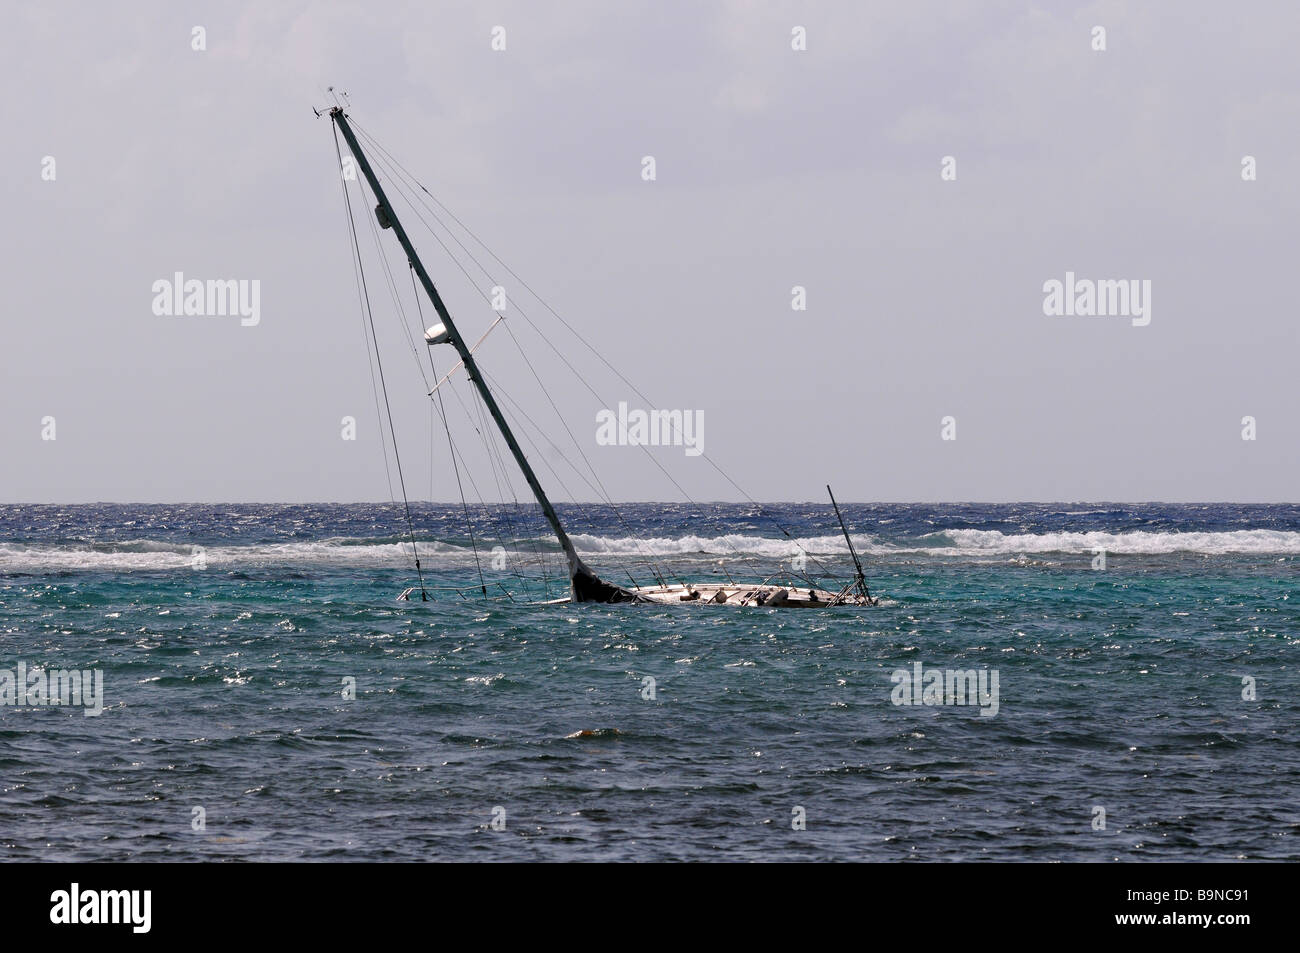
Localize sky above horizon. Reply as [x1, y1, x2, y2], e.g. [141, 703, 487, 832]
[3, 1, 1297, 504]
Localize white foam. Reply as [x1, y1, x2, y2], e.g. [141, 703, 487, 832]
[926, 528, 1300, 556]
[0, 539, 464, 571]
[1, 527, 1295, 572]
[573, 529, 1300, 557]
[568, 532, 855, 559]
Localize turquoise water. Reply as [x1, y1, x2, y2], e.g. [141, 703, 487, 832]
[0, 502, 1296, 860]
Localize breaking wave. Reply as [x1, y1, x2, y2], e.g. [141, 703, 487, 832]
[921, 528, 1300, 556]
[0, 539, 450, 571]
[576, 529, 1300, 557]
[1, 527, 1297, 571]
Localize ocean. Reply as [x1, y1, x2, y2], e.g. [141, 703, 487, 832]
[0, 501, 1296, 861]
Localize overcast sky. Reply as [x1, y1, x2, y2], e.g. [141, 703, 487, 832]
[3, 1, 1297, 504]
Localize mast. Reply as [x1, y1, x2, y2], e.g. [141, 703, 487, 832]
[330, 108, 634, 602]
[827, 484, 872, 604]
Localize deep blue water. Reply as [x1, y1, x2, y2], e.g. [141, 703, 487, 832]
[0, 502, 1296, 861]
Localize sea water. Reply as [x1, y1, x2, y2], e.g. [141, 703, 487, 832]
[0, 502, 1296, 861]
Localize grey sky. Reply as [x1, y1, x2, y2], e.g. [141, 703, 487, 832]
[3, 1, 1297, 503]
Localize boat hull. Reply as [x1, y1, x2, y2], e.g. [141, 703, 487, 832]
[544, 582, 874, 607]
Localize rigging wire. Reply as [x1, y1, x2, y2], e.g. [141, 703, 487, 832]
[362, 159, 535, 599]
[349, 124, 813, 583]
[351, 131, 540, 599]
[357, 133, 638, 591]
[351, 126, 847, 577]
[466, 386, 558, 598]
[424, 350, 552, 597]
[335, 143, 396, 505]
[410, 264, 491, 600]
[359, 142, 681, 587]
[424, 347, 563, 596]
[333, 122, 430, 601]
[350, 118, 861, 594]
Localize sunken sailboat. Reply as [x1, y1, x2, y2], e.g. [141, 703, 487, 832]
[326, 104, 875, 607]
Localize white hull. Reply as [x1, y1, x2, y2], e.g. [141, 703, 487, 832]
[544, 582, 874, 607]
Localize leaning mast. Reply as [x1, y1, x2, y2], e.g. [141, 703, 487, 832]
[330, 107, 635, 602]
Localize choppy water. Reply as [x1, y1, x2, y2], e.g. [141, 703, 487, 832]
[1, 502, 1296, 861]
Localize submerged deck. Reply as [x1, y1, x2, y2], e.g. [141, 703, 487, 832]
[546, 582, 873, 607]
